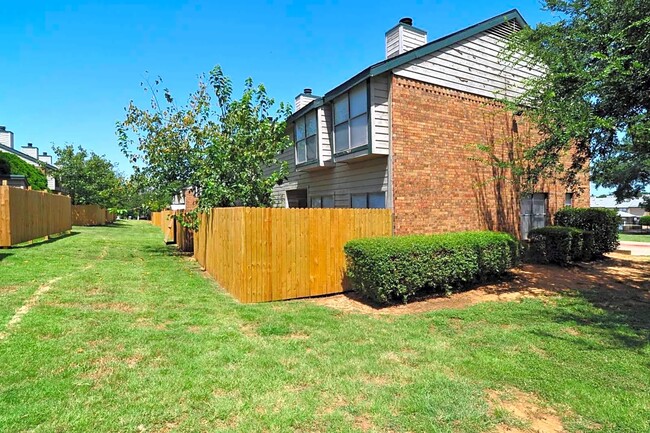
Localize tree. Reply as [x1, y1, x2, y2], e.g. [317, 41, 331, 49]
[116, 66, 292, 215]
[53, 144, 124, 208]
[510, 0, 650, 200]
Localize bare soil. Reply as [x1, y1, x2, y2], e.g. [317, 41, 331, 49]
[310, 253, 650, 316]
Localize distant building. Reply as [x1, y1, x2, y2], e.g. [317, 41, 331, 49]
[0, 125, 61, 191]
[590, 195, 648, 217]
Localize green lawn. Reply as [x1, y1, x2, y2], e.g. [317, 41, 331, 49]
[1, 221, 648, 433]
[619, 232, 650, 242]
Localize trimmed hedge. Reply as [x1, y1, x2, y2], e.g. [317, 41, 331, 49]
[640, 215, 650, 226]
[527, 226, 593, 265]
[344, 231, 519, 304]
[555, 208, 619, 255]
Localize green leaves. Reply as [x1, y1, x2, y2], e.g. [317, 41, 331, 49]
[53, 144, 124, 208]
[117, 65, 292, 213]
[510, 0, 650, 198]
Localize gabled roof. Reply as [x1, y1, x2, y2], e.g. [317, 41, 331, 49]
[288, 9, 528, 122]
[0, 144, 58, 171]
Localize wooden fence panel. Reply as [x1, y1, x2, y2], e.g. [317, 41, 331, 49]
[196, 207, 391, 303]
[0, 185, 72, 246]
[72, 205, 107, 226]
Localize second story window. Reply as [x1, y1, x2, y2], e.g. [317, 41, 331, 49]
[334, 82, 368, 154]
[295, 111, 318, 164]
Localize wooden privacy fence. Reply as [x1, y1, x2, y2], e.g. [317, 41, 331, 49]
[151, 210, 175, 243]
[0, 184, 72, 246]
[72, 205, 109, 226]
[194, 207, 392, 303]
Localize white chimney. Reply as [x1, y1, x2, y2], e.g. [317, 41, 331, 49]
[385, 18, 428, 59]
[0, 126, 14, 149]
[294, 88, 318, 112]
[22, 143, 39, 159]
[39, 152, 53, 165]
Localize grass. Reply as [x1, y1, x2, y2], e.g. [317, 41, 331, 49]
[619, 232, 650, 242]
[0, 221, 648, 432]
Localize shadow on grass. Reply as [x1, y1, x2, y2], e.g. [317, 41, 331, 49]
[142, 243, 192, 258]
[340, 255, 650, 349]
[0, 252, 12, 261]
[11, 231, 80, 249]
[540, 258, 650, 349]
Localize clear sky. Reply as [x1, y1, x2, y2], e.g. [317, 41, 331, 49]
[1, 0, 570, 178]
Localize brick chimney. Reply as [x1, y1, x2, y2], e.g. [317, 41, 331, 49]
[385, 18, 428, 59]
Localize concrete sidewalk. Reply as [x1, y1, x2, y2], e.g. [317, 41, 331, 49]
[617, 241, 650, 256]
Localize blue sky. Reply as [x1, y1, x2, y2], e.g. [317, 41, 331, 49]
[1, 0, 580, 181]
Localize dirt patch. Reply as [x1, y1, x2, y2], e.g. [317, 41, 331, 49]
[309, 253, 650, 315]
[488, 388, 566, 433]
[0, 285, 18, 294]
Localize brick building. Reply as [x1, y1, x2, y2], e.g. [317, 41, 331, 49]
[271, 10, 590, 238]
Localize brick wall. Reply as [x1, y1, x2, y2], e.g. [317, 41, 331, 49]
[391, 76, 590, 237]
[183, 188, 198, 212]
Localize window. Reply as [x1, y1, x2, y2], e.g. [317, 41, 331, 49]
[310, 195, 335, 208]
[520, 193, 547, 239]
[564, 193, 573, 207]
[295, 111, 318, 164]
[333, 83, 368, 154]
[350, 192, 386, 209]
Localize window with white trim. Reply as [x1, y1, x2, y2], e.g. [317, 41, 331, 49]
[295, 111, 318, 164]
[333, 82, 368, 154]
[350, 192, 385, 209]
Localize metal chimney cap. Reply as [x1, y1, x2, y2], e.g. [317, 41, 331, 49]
[399, 17, 413, 26]
[303, 88, 312, 95]
[27, 142, 33, 147]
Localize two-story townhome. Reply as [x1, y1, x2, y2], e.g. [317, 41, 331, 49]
[271, 10, 590, 238]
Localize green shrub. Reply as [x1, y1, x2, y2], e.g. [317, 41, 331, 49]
[640, 215, 650, 226]
[527, 226, 589, 265]
[555, 208, 619, 255]
[344, 231, 519, 304]
[0, 152, 48, 190]
[581, 230, 595, 260]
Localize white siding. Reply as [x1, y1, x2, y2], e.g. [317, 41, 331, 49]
[370, 74, 390, 155]
[386, 25, 427, 59]
[270, 150, 389, 209]
[319, 105, 333, 162]
[393, 21, 543, 100]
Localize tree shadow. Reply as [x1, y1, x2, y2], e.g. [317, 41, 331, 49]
[537, 257, 650, 349]
[469, 110, 523, 236]
[10, 231, 80, 249]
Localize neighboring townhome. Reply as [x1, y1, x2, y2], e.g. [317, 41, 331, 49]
[270, 9, 590, 238]
[0, 125, 61, 191]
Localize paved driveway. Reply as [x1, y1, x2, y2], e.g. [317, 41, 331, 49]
[617, 241, 650, 256]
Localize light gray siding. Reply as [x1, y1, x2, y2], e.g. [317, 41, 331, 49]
[393, 21, 543, 100]
[270, 151, 389, 209]
[319, 105, 333, 162]
[370, 74, 390, 155]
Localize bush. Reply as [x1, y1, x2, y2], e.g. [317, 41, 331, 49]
[0, 152, 48, 190]
[344, 231, 519, 304]
[555, 208, 619, 255]
[640, 215, 650, 226]
[527, 226, 587, 265]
